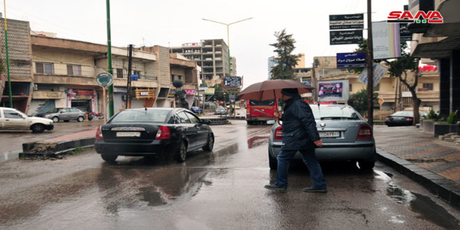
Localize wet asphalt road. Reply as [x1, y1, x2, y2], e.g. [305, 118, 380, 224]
[0, 119, 105, 161]
[0, 120, 460, 229]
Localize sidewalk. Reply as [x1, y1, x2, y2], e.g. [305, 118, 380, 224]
[374, 125, 460, 209]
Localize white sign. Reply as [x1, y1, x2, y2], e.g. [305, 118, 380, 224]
[372, 22, 401, 59]
[402, 91, 412, 97]
[358, 64, 388, 87]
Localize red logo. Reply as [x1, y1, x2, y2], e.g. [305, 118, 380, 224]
[387, 11, 443, 24]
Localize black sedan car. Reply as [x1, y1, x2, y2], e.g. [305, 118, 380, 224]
[385, 111, 428, 126]
[95, 108, 214, 163]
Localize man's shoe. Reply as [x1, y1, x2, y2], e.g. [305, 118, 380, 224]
[264, 184, 287, 192]
[303, 187, 327, 193]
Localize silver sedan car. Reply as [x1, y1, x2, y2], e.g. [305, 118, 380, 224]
[268, 104, 376, 170]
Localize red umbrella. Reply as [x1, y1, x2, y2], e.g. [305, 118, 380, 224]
[238, 79, 314, 101]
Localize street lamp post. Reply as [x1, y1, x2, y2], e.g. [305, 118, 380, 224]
[202, 17, 252, 76]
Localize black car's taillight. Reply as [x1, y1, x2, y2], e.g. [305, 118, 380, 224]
[385, 116, 390, 121]
[155, 126, 171, 140]
[96, 125, 103, 139]
[357, 124, 372, 139]
[406, 117, 413, 122]
[274, 126, 283, 140]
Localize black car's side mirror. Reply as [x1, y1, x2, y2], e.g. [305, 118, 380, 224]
[202, 119, 212, 125]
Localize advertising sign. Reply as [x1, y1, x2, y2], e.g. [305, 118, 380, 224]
[329, 14, 364, 30]
[330, 30, 363, 45]
[336, 53, 366, 68]
[372, 21, 401, 59]
[204, 88, 215, 95]
[223, 76, 242, 88]
[317, 80, 350, 102]
[358, 64, 388, 87]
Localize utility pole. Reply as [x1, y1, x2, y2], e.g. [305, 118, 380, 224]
[106, 0, 114, 117]
[367, 0, 374, 127]
[3, 0, 12, 108]
[126, 44, 133, 109]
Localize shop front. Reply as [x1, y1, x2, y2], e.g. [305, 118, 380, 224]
[67, 88, 97, 113]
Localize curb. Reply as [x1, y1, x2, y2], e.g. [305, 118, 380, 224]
[377, 148, 460, 210]
[20, 138, 96, 158]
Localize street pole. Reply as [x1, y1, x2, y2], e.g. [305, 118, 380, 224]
[106, 0, 114, 117]
[3, 0, 12, 108]
[126, 44, 133, 109]
[367, 0, 374, 128]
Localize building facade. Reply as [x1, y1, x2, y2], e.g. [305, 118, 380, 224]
[313, 56, 440, 115]
[0, 19, 34, 113]
[170, 39, 232, 86]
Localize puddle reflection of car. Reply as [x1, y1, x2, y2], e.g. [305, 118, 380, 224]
[268, 104, 376, 170]
[385, 111, 428, 126]
[95, 108, 214, 163]
[35, 107, 86, 123]
[214, 106, 227, 115]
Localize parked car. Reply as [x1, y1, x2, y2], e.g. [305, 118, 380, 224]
[95, 108, 214, 163]
[214, 106, 227, 115]
[36, 107, 86, 123]
[0, 107, 54, 133]
[190, 106, 203, 114]
[268, 104, 376, 170]
[385, 111, 428, 126]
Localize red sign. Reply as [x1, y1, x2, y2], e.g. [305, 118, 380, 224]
[185, 90, 196, 95]
[387, 11, 443, 24]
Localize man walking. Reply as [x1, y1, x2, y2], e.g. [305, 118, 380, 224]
[264, 88, 327, 193]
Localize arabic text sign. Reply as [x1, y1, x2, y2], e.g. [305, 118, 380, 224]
[223, 76, 242, 87]
[337, 53, 366, 68]
[329, 14, 364, 30]
[358, 64, 388, 87]
[330, 30, 363, 45]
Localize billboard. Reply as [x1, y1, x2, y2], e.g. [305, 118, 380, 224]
[330, 30, 363, 45]
[317, 80, 350, 102]
[372, 21, 401, 59]
[336, 52, 366, 68]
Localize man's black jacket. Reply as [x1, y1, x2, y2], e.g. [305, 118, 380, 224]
[281, 95, 320, 151]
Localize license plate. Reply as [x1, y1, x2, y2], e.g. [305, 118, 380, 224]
[319, 131, 340, 138]
[116, 132, 141, 137]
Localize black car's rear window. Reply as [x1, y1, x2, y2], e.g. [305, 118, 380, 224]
[110, 110, 170, 123]
[310, 106, 360, 120]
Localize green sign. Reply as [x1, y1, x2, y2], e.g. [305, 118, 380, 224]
[96, 72, 114, 87]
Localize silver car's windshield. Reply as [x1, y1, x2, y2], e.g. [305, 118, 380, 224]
[310, 106, 360, 120]
[110, 110, 170, 123]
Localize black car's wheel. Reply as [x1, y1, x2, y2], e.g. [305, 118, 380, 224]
[203, 134, 214, 151]
[268, 146, 278, 170]
[31, 124, 45, 133]
[77, 116, 84, 122]
[358, 161, 375, 170]
[176, 141, 187, 163]
[101, 154, 118, 163]
[52, 117, 59, 123]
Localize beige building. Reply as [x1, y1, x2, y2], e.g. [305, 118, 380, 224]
[30, 35, 172, 115]
[313, 56, 440, 116]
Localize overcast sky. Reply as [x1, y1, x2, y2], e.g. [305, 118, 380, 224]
[6, 0, 408, 87]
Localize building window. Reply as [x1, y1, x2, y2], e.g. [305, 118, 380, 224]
[423, 83, 434, 91]
[349, 84, 353, 92]
[117, 69, 124, 78]
[67, 65, 82, 76]
[36, 62, 54, 74]
[172, 75, 182, 82]
[374, 83, 380, 91]
[134, 71, 141, 79]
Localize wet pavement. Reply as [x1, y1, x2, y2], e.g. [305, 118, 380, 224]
[0, 120, 459, 229]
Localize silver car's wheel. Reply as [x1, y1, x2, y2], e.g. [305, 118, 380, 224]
[31, 124, 45, 133]
[176, 141, 187, 163]
[77, 116, 84, 122]
[268, 146, 278, 170]
[52, 117, 59, 123]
